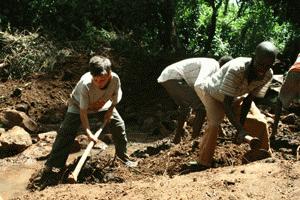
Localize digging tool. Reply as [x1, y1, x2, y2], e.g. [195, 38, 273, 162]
[243, 135, 261, 150]
[241, 135, 271, 163]
[68, 122, 107, 183]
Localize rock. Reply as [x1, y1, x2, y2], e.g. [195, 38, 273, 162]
[0, 109, 38, 132]
[288, 124, 300, 132]
[279, 148, 292, 153]
[15, 103, 30, 114]
[11, 88, 22, 97]
[0, 126, 32, 158]
[282, 113, 297, 124]
[38, 131, 57, 142]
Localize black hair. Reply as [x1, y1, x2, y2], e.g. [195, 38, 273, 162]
[255, 41, 278, 62]
[218, 55, 233, 67]
[89, 56, 112, 76]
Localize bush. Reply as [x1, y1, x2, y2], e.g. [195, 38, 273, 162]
[0, 30, 65, 79]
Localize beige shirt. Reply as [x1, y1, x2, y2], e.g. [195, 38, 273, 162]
[197, 57, 273, 102]
[67, 72, 122, 113]
[157, 58, 220, 87]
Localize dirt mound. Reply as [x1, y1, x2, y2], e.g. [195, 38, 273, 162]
[26, 135, 260, 192]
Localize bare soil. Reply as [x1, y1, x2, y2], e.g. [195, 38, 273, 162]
[0, 55, 299, 200]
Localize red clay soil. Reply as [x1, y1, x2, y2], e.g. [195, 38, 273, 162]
[0, 56, 299, 200]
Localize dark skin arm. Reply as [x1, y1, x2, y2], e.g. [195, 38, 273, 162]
[271, 97, 282, 140]
[223, 94, 253, 143]
[240, 94, 254, 125]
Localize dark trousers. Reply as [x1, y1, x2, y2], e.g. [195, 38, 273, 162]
[160, 79, 206, 138]
[161, 79, 204, 113]
[46, 108, 127, 168]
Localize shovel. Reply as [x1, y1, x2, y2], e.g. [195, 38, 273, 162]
[68, 122, 107, 183]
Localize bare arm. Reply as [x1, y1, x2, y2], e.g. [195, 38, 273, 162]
[240, 94, 254, 125]
[223, 95, 243, 132]
[223, 95, 250, 143]
[271, 97, 282, 140]
[80, 108, 97, 142]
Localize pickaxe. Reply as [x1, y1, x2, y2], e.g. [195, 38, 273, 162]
[68, 122, 107, 183]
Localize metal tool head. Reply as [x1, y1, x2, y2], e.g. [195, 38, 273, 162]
[249, 137, 262, 150]
[242, 149, 271, 164]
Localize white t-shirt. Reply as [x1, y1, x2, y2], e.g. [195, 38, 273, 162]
[157, 58, 220, 87]
[67, 72, 122, 113]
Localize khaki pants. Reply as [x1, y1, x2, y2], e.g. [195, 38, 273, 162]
[196, 88, 270, 167]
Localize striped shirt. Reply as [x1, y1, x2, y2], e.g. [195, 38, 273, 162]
[201, 57, 273, 102]
[157, 58, 220, 87]
[289, 53, 300, 72]
[67, 72, 122, 113]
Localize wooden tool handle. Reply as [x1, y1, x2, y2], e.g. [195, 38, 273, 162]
[70, 122, 106, 182]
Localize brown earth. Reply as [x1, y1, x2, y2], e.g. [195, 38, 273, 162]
[0, 55, 299, 200]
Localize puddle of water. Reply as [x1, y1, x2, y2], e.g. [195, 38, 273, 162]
[0, 165, 36, 199]
[0, 145, 116, 199]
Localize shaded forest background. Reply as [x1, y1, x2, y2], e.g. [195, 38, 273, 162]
[0, 0, 300, 98]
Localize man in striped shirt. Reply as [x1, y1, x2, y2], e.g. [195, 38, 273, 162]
[271, 53, 300, 139]
[194, 41, 278, 169]
[158, 57, 232, 144]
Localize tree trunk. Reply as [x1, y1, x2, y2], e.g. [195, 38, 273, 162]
[203, 0, 222, 56]
[159, 0, 179, 52]
[223, 0, 230, 15]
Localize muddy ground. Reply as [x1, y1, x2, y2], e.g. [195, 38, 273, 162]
[0, 55, 299, 200]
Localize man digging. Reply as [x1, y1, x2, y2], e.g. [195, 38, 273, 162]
[193, 41, 278, 170]
[37, 56, 137, 187]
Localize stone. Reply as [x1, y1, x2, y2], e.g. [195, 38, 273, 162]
[0, 126, 32, 157]
[0, 109, 38, 132]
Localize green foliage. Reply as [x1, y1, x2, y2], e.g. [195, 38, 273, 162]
[0, 30, 62, 79]
[0, 0, 299, 81]
[79, 21, 117, 50]
[175, 0, 201, 52]
[174, 0, 295, 57]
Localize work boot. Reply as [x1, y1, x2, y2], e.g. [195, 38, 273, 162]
[28, 166, 61, 191]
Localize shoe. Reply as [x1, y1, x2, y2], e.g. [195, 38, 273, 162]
[180, 161, 208, 175]
[117, 153, 138, 167]
[28, 166, 61, 191]
[124, 160, 138, 167]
